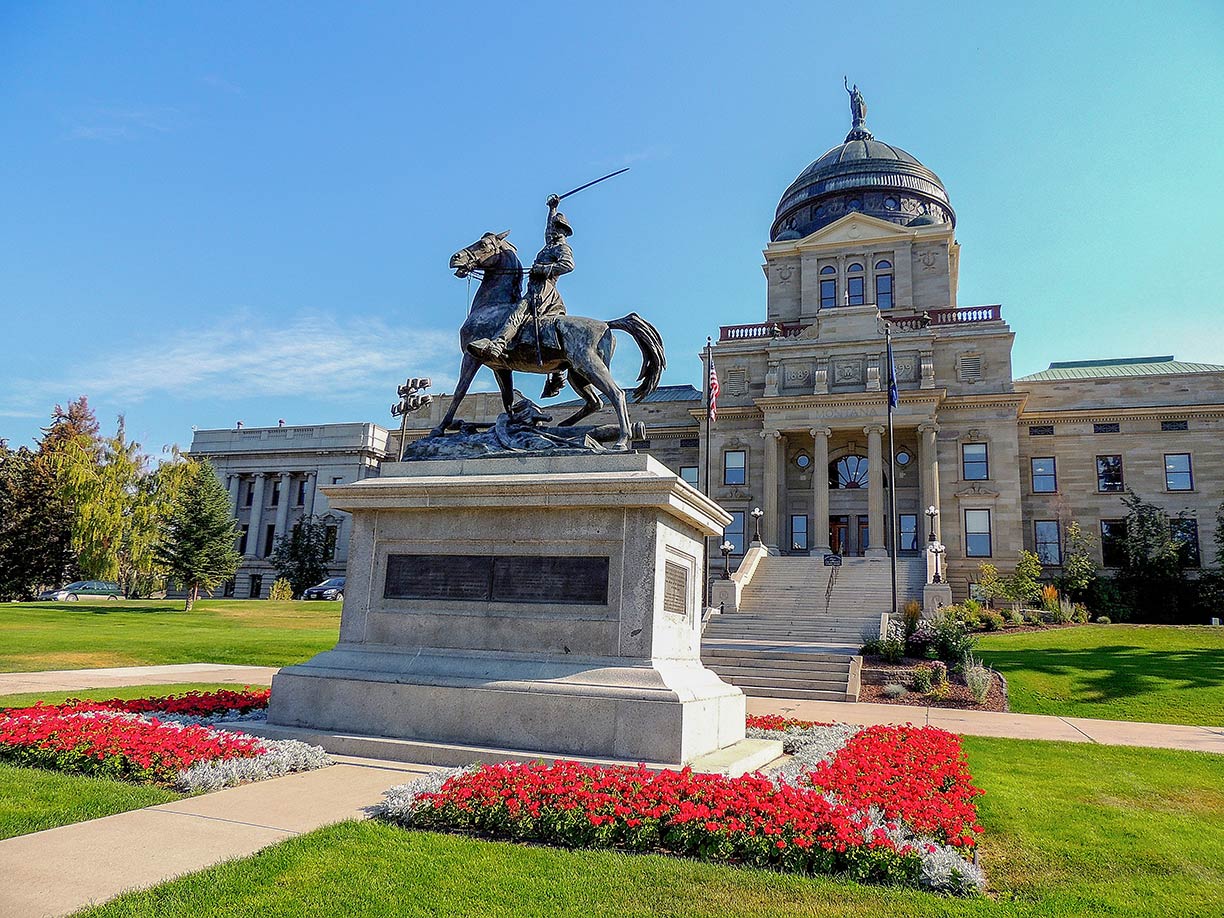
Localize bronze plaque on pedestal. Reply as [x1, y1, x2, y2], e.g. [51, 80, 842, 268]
[384, 554, 609, 606]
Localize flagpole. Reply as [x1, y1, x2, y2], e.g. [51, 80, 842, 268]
[703, 337, 713, 609]
[885, 322, 899, 623]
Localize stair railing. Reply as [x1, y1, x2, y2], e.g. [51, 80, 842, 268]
[823, 566, 837, 617]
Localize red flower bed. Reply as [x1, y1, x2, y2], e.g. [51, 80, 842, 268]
[0, 705, 265, 783]
[745, 714, 832, 731]
[808, 725, 983, 847]
[401, 760, 928, 885]
[57, 688, 271, 719]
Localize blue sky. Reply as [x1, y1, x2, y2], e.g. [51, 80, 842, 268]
[2, 1, 1222, 452]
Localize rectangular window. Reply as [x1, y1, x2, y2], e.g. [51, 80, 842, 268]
[964, 509, 992, 558]
[1028, 425, 1055, 437]
[1161, 419, 1188, 431]
[1035, 520, 1061, 565]
[1093, 422, 1120, 434]
[324, 526, 338, 561]
[898, 513, 919, 552]
[270, 480, 281, 507]
[723, 450, 746, 485]
[248, 574, 263, 599]
[679, 466, 699, 486]
[724, 511, 746, 555]
[263, 524, 276, 558]
[1031, 456, 1057, 493]
[296, 479, 307, 506]
[244, 482, 254, 507]
[1171, 518, 1201, 568]
[223, 579, 236, 598]
[962, 442, 989, 480]
[820, 278, 837, 309]
[790, 514, 808, 551]
[1100, 519, 1127, 567]
[875, 273, 893, 309]
[1164, 453, 1193, 491]
[1096, 455, 1124, 492]
[847, 275, 865, 306]
[238, 525, 249, 555]
[679, 438, 699, 449]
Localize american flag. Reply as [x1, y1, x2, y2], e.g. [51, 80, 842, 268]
[708, 360, 720, 422]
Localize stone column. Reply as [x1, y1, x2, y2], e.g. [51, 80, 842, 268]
[919, 423, 942, 542]
[810, 426, 832, 552]
[761, 430, 782, 548]
[273, 472, 292, 554]
[247, 473, 267, 558]
[864, 424, 886, 558]
[304, 471, 318, 518]
[227, 475, 241, 519]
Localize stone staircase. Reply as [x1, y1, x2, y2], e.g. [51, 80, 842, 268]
[702, 555, 926, 701]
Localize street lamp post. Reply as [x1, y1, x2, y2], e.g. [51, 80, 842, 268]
[925, 505, 939, 543]
[720, 540, 735, 580]
[750, 507, 764, 544]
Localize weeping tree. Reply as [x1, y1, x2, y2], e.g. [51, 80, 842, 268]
[156, 460, 241, 610]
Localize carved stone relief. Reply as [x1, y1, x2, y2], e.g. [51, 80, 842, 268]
[725, 366, 749, 397]
[831, 358, 865, 388]
[893, 352, 919, 383]
[782, 363, 812, 390]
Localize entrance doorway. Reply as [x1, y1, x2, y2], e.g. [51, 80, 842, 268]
[857, 515, 870, 555]
[829, 516, 850, 555]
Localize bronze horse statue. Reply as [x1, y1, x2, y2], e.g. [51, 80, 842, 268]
[437, 231, 665, 450]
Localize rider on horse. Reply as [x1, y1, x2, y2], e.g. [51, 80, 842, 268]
[467, 194, 571, 398]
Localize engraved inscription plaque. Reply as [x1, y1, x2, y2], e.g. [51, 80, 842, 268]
[384, 554, 609, 606]
[663, 561, 689, 615]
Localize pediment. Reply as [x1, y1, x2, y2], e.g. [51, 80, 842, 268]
[954, 484, 1000, 502]
[766, 212, 946, 253]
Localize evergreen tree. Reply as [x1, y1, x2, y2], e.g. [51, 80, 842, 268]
[156, 460, 241, 610]
[270, 516, 330, 596]
[0, 446, 76, 599]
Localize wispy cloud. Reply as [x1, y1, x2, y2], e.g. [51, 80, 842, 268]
[65, 105, 188, 142]
[201, 74, 244, 95]
[0, 313, 458, 417]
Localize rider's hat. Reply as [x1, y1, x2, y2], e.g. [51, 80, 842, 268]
[549, 212, 573, 237]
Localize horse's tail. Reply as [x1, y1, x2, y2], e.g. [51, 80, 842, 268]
[607, 313, 666, 402]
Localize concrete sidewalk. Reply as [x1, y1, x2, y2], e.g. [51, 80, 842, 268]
[0, 663, 279, 697]
[0, 754, 430, 918]
[747, 697, 1224, 754]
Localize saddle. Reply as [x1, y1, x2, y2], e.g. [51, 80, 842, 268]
[515, 315, 562, 353]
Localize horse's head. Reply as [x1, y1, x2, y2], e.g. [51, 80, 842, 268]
[450, 231, 515, 278]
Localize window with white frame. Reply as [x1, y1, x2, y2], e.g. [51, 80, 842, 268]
[964, 509, 992, 557]
[1164, 453, 1193, 491]
[962, 442, 989, 480]
[723, 450, 746, 485]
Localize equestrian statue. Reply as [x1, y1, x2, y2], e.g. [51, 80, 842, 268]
[429, 178, 665, 453]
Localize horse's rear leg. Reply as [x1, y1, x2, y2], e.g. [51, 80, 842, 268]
[570, 346, 631, 449]
[557, 370, 602, 426]
[433, 354, 482, 436]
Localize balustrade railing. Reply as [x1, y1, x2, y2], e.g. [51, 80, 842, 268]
[719, 305, 1002, 340]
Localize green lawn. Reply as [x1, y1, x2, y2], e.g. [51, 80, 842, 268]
[0, 600, 340, 672]
[976, 624, 1224, 726]
[0, 765, 180, 841]
[75, 738, 1224, 918]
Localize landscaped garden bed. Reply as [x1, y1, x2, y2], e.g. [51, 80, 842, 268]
[374, 715, 986, 896]
[0, 688, 329, 792]
[859, 664, 1009, 712]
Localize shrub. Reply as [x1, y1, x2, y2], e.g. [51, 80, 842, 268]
[906, 619, 936, 657]
[911, 665, 934, 693]
[1054, 597, 1075, 624]
[980, 610, 1005, 632]
[1040, 584, 1060, 613]
[931, 660, 949, 688]
[860, 635, 881, 656]
[1022, 608, 1043, 625]
[878, 622, 907, 663]
[1072, 603, 1090, 624]
[882, 683, 907, 699]
[930, 611, 977, 662]
[1095, 615, 1111, 625]
[952, 604, 981, 629]
[902, 599, 923, 635]
[962, 654, 992, 705]
[1007, 610, 1025, 626]
[929, 682, 950, 702]
[268, 577, 294, 601]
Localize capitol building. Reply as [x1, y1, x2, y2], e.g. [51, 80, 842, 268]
[191, 93, 1224, 600]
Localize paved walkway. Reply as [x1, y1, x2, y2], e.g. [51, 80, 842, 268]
[0, 754, 431, 918]
[747, 697, 1224, 754]
[0, 663, 279, 698]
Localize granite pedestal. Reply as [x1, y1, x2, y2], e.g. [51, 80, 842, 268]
[260, 453, 774, 768]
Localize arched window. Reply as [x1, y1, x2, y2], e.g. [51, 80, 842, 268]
[846, 262, 865, 306]
[819, 265, 837, 308]
[830, 456, 870, 489]
[875, 259, 894, 309]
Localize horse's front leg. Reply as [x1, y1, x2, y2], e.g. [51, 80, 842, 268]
[432, 353, 482, 436]
[493, 367, 515, 414]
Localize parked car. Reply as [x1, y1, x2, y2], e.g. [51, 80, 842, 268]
[38, 581, 123, 601]
[303, 577, 345, 601]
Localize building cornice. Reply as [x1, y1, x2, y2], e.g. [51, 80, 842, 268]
[753, 390, 946, 412]
[939, 393, 1028, 412]
[1019, 404, 1224, 423]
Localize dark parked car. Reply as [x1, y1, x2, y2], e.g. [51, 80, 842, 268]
[38, 581, 123, 601]
[303, 577, 345, 601]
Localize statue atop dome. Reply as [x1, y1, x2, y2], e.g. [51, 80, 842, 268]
[844, 76, 867, 127]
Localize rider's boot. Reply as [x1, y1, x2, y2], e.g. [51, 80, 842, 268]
[541, 370, 567, 399]
[467, 337, 507, 361]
